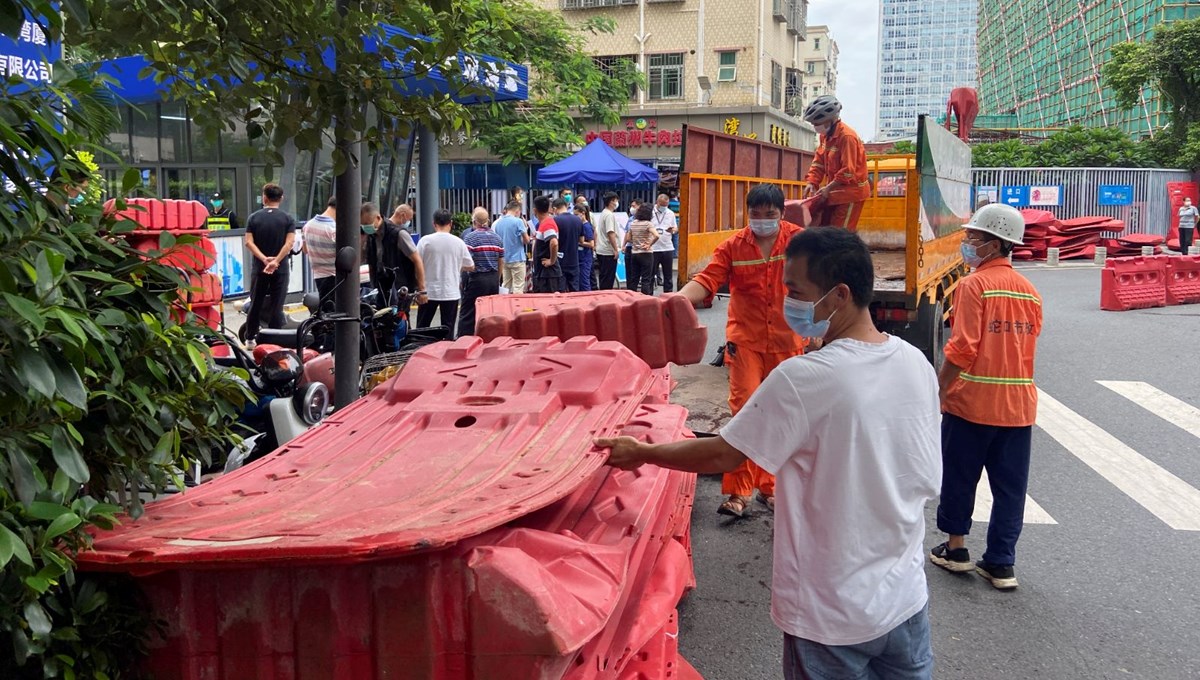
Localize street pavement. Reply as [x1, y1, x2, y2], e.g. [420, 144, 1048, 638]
[673, 264, 1200, 680]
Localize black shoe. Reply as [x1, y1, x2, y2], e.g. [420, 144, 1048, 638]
[975, 560, 1019, 590]
[929, 542, 973, 573]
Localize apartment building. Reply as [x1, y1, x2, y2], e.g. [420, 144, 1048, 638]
[798, 25, 838, 113]
[876, 0, 977, 141]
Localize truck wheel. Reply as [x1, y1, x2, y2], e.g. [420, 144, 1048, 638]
[916, 298, 946, 369]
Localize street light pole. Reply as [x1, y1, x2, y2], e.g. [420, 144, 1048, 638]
[333, 0, 362, 409]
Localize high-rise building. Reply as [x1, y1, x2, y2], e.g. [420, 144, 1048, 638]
[799, 25, 838, 114]
[875, 0, 978, 141]
[978, 2, 1200, 138]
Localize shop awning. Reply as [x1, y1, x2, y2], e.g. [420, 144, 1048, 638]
[96, 24, 528, 107]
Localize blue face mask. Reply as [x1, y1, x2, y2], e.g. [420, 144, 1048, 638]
[211, 200, 224, 210]
[961, 242, 984, 268]
[783, 289, 837, 339]
[69, 193, 86, 206]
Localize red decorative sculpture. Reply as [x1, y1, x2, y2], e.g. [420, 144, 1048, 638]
[945, 87, 979, 142]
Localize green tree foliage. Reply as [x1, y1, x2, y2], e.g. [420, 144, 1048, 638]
[972, 127, 1150, 168]
[2, 3, 250, 676]
[1103, 19, 1200, 141]
[469, 14, 643, 163]
[889, 140, 915, 154]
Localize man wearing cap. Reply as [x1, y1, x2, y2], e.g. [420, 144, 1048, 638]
[206, 193, 240, 231]
[929, 203, 1042, 591]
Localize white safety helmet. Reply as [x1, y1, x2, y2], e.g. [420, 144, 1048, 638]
[803, 95, 842, 127]
[964, 203, 1025, 244]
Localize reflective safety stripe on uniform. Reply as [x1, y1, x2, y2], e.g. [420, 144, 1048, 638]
[981, 290, 1041, 303]
[731, 254, 787, 268]
[959, 373, 1034, 385]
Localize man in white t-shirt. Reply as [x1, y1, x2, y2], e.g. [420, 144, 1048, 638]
[596, 227, 941, 679]
[594, 192, 623, 289]
[415, 208, 474, 338]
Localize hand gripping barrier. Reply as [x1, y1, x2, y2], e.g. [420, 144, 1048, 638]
[80, 336, 659, 569]
[475, 291, 708, 368]
[1101, 256, 1168, 311]
[80, 355, 699, 679]
[1165, 255, 1200, 306]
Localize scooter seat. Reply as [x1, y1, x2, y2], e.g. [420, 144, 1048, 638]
[256, 328, 301, 347]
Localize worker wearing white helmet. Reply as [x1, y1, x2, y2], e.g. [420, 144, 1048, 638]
[801, 95, 870, 231]
[930, 203, 1043, 591]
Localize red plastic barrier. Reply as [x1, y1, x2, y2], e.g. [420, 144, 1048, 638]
[126, 233, 216, 272]
[1020, 209, 1056, 226]
[1166, 255, 1200, 305]
[191, 303, 220, 330]
[475, 291, 708, 368]
[1101, 256, 1168, 311]
[81, 337, 660, 568]
[186, 272, 222, 304]
[162, 198, 209, 230]
[1117, 233, 1165, 247]
[85, 400, 697, 679]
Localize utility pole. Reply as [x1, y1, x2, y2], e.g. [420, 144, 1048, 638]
[333, 0, 362, 409]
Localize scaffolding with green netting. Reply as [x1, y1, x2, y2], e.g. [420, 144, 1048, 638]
[978, 1, 1200, 139]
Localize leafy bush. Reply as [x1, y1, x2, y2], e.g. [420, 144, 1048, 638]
[1, 44, 250, 680]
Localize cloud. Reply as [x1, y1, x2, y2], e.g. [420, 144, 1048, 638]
[809, 0, 880, 141]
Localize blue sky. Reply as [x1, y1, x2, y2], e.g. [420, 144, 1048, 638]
[809, 0, 880, 140]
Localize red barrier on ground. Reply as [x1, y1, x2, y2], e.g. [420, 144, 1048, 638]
[1117, 233, 1165, 247]
[1101, 256, 1168, 311]
[80, 337, 659, 568]
[475, 291, 708, 368]
[83, 393, 697, 679]
[1166, 255, 1200, 305]
[128, 234, 217, 271]
[186, 272, 222, 304]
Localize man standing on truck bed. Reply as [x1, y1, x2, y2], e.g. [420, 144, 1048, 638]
[930, 203, 1042, 591]
[801, 95, 870, 232]
[678, 184, 807, 518]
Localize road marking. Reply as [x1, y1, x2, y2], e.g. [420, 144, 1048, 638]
[972, 469, 1057, 525]
[1037, 389, 1200, 531]
[1097, 380, 1200, 440]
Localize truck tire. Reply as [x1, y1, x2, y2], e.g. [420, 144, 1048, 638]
[914, 298, 947, 369]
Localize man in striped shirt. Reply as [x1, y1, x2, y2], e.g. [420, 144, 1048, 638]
[302, 195, 338, 307]
[458, 207, 504, 335]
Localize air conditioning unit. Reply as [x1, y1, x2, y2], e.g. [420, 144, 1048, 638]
[772, 0, 788, 21]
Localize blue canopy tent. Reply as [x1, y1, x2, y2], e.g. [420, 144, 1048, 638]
[537, 138, 659, 185]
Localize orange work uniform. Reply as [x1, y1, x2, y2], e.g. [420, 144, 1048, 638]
[804, 120, 870, 231]
[943, 258, 1042, 426]
[691, 221, 807, 497]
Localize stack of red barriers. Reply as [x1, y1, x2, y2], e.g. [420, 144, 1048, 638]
[80, 300, 709, 679]
[1101, 254, 1200, 310]
[104, 197, 221, 328]
[1014, 210, 1135, 261]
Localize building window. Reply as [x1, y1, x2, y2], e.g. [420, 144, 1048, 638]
[814, 38, 821, 50]
[771, 60, 783, 110]
[806, 61, 815, 75]
[717, 51, 737, 82]
[594, 54, 639, 99]
[649, 53, 684, 100]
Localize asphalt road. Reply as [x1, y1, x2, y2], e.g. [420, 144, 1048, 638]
[673, 264, 1200, 680]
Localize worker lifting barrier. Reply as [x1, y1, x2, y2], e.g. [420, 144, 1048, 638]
[1100, 256, 1168, 311]
[475, 291, 708, 369]
[1165, 255, 1200, 306]
[79, 336, 700, 679]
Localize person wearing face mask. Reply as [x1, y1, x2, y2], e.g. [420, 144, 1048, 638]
[1177, 197, 1198, 254]
[677, 184, 808, 518]
[594, 192, 623, 289]
[458, 207, 503, 335]
[800, 95, 869, 232]
[363, 202, 426, 308]
[205, 193, 241, 231]
[596, 227, 941, 680]
[650, 193, 678, 292]
[929, 203, 1041, 591]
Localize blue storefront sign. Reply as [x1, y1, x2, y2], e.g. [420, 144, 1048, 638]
[1001, 185, 1030, 207]
[0, 15, 61, 88]
[1098, 184, 1134, 206]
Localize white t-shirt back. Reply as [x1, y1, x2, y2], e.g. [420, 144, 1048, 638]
[720, 335, 942, 646]
[416, 231, 473, 301]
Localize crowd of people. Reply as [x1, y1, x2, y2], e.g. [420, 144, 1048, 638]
[235, 182, 683, 342]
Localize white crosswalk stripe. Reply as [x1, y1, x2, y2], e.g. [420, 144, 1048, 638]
[1097, 380, 1200, 440]
[1036, 388, 1200, 532]
[972, 469, 1057, 525]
